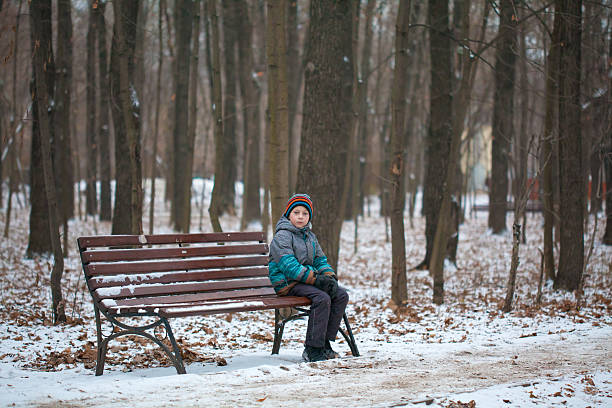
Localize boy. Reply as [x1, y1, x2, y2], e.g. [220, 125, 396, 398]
[269, 194, 349, 362]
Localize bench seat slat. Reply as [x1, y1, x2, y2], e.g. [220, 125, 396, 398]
[103, 293, 310, 314]
[78, 232, 265, 248]
[82, 243, 268, 263]
[85, 255, 269, 277]
[100, 287, 278, 312]
[158, 296, 312, 318]
[93, 277, 272, 300]
[88, 266, 269, 290]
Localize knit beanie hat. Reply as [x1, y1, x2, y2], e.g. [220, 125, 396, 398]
[283, 193, 314, 222]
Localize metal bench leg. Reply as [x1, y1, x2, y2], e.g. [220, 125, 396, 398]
[93, 306, 108, 376]
[163, 318, 186, 374]
[340, 313, 360, 357]
[272, 309, 285, 354]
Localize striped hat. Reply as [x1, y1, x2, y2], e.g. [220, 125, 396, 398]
[283, 193, 314, 221]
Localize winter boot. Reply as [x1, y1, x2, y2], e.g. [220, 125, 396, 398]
[302, 345, 327, 362]
[324, 339, 339, 359]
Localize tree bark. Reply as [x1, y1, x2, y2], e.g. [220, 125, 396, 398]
[172, 0, 194, 232]
[55, 0, 75, 222]
[237, 0, 262, 228]
[286, 0, 300, 193]
[208, 0, 225, 232]
[295, 0, 353, 271]
[488, 0, 517, 234]
[266, 0, 290, 222]
[220, 0, 239, 215]
[149, 0, 165, 234]
[110, 0, 143, 235]
[421, 0, 453, 271]
[427, 0, 454, 304]
[96, 0, 112, 221]
[3, 0, 24, 239]
[541, 9, 561, 279]
[26, 0, 55, 257]
[603, 25, 612, 246]
[30, 0, 66, 323]
[86, 3, 98, 216]
[389, 0, 411, 306]
[554, 0, 584, 291]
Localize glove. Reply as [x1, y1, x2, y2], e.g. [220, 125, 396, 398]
[314, 274, 338, 299]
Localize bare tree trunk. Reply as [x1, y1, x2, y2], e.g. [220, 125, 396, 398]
[266, 0, 290, 222]
[427, 0, 454, 305]
[555, 0, 584, 291]
[541, 10, 561, 279]
[389, 0, 411, 305]
[488, 0, 517, 234]
[172, 0, 194, 232]
[3, 0, 23, 238]
[27, 0, 55, 257]
[207, 0, 224, 232]
[96, 0, 112, 222]
[604, 26, 612, 246]
[86, 4, 98, 216]
[286, 0, 299, 194]
[149, 0, 165, 234]
[220, 0, 239, 215]
[55, 0, 75, 223]
[111, 0, 143, 235]
[237, 0, 262, 229]
[30, 0, 66, 323]
[295, 0, 353, 271]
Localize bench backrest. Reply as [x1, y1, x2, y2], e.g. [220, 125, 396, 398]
[77, 232, 275, 315]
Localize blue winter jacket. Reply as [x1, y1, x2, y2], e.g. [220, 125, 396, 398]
[268, 217, 336, 295]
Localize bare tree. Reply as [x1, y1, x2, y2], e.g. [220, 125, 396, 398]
[295, 0, 353, 271]
[86, 2, 98, 216]
[30, 0, 66, 323]
[171, 0, 194, 232]
[96, 0, 112, 221]
[488, 0, 518, 234]
[266, 0, 290, 222]
[149, 0, 165, 234]
[110, 0, 143, 235]
[555, 0, 584, 291]
[389, 0, 411, 306]
[27, 0, 56, 257]
[237, 0, 262, 229]
[207, 0, 225, 232]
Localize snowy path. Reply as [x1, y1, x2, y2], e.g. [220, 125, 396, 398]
[12, 325, 611, 407]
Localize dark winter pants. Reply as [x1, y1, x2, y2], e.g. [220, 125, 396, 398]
[287, 283, 349, 348]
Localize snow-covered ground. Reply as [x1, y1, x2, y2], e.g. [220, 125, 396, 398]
[0, 181, 610, 407]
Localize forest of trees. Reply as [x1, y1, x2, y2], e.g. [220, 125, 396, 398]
[0, 0, 610, 323]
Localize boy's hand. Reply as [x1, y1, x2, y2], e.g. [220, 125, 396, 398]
[314, 275, 338, 299]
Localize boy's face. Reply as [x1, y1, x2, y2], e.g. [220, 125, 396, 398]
[288, 206, 310, 229]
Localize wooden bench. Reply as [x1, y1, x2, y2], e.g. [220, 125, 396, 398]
[77, 231, 359, 375]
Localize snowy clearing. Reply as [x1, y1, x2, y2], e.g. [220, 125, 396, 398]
[0, 183, 610, 407]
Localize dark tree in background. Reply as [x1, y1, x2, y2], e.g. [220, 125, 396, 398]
[111, 0, 143, 235]
[171, 0, 194, 232]
[296, 0, 353, 271]
[55, 0, 75, 226]
[96, 0, 112, 222]
[420, 0, 453, 270]
[488, 0, 517, 234]
[26, 0, 55, 257]
[30, 0, 66, 323]
[555, 0, 584, 291]
[220, 0, 239, 214]
[237, 0, 262, 228]
[389, 0, 411, 306]
[85, 3, 98, 216]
